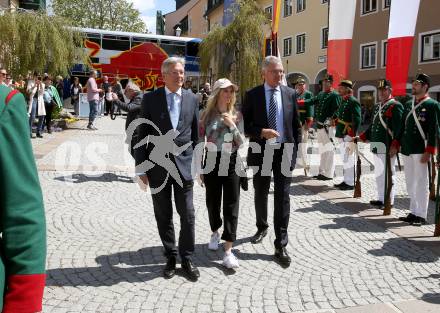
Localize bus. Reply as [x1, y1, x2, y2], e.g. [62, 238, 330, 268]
[70, 27, 202, 91]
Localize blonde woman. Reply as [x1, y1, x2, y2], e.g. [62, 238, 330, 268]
[199, 78, 244, 269]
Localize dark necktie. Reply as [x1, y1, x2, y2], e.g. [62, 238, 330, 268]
[268, 89, 278, 131]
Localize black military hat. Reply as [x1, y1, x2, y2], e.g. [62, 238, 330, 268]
[295, 77, 306, 85]
[413, 73, 431, 86]
[377, 79, 392, 89]
[323, 74, 333, 82]
[338, 79, 353, 89]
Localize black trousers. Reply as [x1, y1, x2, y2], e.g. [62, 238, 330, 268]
[44, 102, 54, 131]
[253, 148, 292, 249]
[203, 151, 240, 242]
[105, 99, 112, 114]
[150, 176, 195, 261]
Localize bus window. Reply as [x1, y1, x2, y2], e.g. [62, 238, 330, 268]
[102, 35, 130, 51]
[131, 37, 158, 48]
[86, 33, 101, 46]
[160, 40, 186, 57]
[186, 41, 200, 57]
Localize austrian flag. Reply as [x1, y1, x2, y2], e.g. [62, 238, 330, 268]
[386, 0, 421, 96]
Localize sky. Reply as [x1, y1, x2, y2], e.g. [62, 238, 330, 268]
[129, 0, 176, 34]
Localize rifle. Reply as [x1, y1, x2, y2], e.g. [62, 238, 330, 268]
[353, 138, 362, 198]
[396, 153, 402, 171]
[430, 154, 436, 201]
[383, 131, 393, 216]
[323, 123, 336, 149]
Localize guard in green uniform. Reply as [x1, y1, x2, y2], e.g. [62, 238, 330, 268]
[300, 74, 341, 180]
[396, 73, 440, 226]
[333, 79, 361, 190]
[295, 78, 314, 172]
[0, 85, 46, 312]
[359, 79, 404, 206]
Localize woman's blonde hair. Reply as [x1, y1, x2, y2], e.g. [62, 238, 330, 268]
[201, 78, 237, 126]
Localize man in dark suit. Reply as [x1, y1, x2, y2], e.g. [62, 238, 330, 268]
[135, 57, 200, 280]
[242, 56, 301, 266]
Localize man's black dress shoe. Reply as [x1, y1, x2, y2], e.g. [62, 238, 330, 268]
[369, 200, 384, 206]
[274, 247, 291, 266]
[338, 183, 354, 190]
[181, 259, 200, 280]
[411, 216, 427, 226]
[399, 213, 416, 223]
[315, 174, 333, 181]
[251, 229, 268, 244]
[163, 256, 176, 279]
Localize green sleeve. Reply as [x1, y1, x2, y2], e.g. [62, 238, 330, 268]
[426, 102, 439, 152]
[305, 91, 314, 119]
[303, 93, 317, 106]
[351, 99, 362, 135]
[0, 92, 46, 276]
[391, 102, 404, 140]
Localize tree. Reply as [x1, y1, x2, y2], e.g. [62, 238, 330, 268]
[52, 0, 147, 33]
[199, 0, 269, 98]
[0, 10, 84, 76]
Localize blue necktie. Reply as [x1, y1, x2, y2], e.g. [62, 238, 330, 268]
[169, 93, 179, 129]
[268, 89, 278, 131]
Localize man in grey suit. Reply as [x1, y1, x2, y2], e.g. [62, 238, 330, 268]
[135, 57, 200, 280]
[242, 56, 301, 266]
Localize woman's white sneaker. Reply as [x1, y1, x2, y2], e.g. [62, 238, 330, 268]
[208, 232, 220, 250]
[222, 252, 239, 269]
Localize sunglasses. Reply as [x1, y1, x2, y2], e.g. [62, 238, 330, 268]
[0, 72, 6, 76]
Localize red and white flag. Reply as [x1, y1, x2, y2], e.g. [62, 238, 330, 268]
[327, 0, 357, 88]
[386, 0, 421, 96]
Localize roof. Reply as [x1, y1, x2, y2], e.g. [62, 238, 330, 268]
[72, 27, 201, 43]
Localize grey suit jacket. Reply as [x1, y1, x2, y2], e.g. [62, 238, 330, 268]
[135, 87, 199, 182]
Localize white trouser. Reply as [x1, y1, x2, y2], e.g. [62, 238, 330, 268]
[403, 154, 429, 219]
[299, 125, 309, 168]
[337, 136, 355, 186]
[317, 127, 336, 178]
[373, 153, 397, 204]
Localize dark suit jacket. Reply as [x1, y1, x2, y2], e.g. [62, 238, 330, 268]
[241, 84, 301, 170]
[135, 87, 199, 182]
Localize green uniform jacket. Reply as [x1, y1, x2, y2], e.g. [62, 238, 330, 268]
[297, 90, 314, 124]
[334, 95, 361, 138]
[360, 98, 404, 152]
[303, 90, 341, 125]
[0, 86, 46, 312]
[397, 97, 440, 156]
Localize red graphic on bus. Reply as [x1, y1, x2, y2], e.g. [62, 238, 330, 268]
[84, 39, 169, 90]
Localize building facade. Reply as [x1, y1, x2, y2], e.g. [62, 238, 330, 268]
[278, 0, 329, 92]
[0, 0, 20, 10]
[350, 0, 440, 111]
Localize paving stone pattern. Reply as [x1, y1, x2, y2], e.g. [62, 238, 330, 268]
[41, 117, 440, 312]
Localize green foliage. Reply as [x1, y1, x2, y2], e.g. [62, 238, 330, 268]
[52, 0, 147, 33]
[0, 11, 85, 76]
[199, 0, 269, 98]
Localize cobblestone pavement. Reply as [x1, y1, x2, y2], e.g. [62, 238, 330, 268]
[39, 117, 440, 312]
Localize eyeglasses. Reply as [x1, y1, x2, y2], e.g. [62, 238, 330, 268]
[0, 72, 6, 76]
